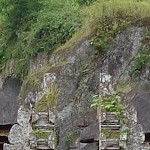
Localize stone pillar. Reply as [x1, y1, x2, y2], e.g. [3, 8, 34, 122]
[4, 106, 32, 150]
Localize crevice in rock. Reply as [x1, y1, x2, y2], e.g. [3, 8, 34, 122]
[80, 138, 94, 143]
[0, 136, 9, 150]
[144, 133, 150, 143]
[0, 124, 11, 150]
[0, 124, 13, 130]
[77, 125, 88, 128]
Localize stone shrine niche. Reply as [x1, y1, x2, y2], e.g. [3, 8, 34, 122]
[29, 73, 57, 150]
[0, 76, 22, 149]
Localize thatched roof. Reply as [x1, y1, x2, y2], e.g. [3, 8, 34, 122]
[132, 92, 150, 133]
[0, 77, 22, 125]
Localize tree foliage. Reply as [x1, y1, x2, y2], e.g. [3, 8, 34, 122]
[76, 0, 96, 6]
[0, 0, 150, 79]
[91, 93, 125, 117]
[0, 0, 81, 78]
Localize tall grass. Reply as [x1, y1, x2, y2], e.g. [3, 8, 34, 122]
[56, 0, 150, 52]
[0, 0, 150, 78]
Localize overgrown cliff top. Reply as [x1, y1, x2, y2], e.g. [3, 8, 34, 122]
[0, 0, 150, 79]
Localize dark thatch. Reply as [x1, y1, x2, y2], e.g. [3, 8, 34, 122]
[0, 77, 22, 125]
[132, 92, 150, 133]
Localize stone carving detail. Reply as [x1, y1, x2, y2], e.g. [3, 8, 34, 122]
[4, 106, 32, 150]
[98, 73, 127, 150]
[43, 73, 56, 89]
[126, 106, 150, 150]
[29, 112, 55, 150]
[4, 73, 56, 150]
[28, 73, 56, 150]
[99, 73, 114, 96]
[17, 106, 32, 127]
[25, 92, 37, 108]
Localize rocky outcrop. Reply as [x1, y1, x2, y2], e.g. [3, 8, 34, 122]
[3, 26, 150, 150]
[4, 72, 56, 150]
[3, 106, 32, 150]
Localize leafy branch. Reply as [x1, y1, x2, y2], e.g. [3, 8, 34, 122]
[91, 93, 125, 117]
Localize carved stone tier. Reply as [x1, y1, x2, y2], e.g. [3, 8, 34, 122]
[101, 139, 120, 150]
[102, 112, 120, 124]
[101, 124, 120, 130]
[37, 139, 49, 149]
[103, 113, 120, 124]
[38, 112, 49, 121]
[34, 124, 55, 131]
[102, 147, 120, 150]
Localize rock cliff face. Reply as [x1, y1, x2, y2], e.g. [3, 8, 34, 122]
[0, 77, 22, 125]
[2, 26, 150, 150]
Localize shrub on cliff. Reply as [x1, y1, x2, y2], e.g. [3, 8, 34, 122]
[0, 0, 81, 78]
[0, 0, 150, 79]
[76, 0, 96, 6]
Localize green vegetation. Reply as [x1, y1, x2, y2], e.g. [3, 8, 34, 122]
[91, 93, 125, 117]
[33, 129, 53, 139]
[65, 132, 79, 150]
[116, 81, 136, 93]
[0, 0, 81, 79]
[35, 83, 58, 112]
[0, 0, 150, 79]
[76, 0, 96, 6]
[18, 61, 67, 101]
[55, 0, 150, 57]
[102, 130, 120, 139]
[131, 47, 150, 77]
[91, 17, 132, 57]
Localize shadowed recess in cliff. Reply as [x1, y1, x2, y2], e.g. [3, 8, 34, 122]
[0, 77, 22, 125]
[132, 93, 150, 133]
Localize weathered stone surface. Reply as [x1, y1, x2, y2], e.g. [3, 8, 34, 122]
[131, 93, 150, 133]
[102, 27, 143, 82]
[8, 124, 32, 144]
[0, 77, 21, 125]
[126, 100, 149, 150]
[6, 26, 150, 150]
[80, 122, 98, 141]
[57, 103, 73, 121]
[53, 27, 146, 150]
[29, 52, 49, 74]
[17, 105, 32, 127]
[80, 143, 98, 150]
[42, 73, 56, 89]
[49, 110, 55, 124]
[25, 92, 37, 108]
[3, 143, 23, 150]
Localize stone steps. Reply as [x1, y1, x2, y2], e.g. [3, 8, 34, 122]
[37, 146, 53, 150]
[34, 124, 55, 130]
[101, 138, 120, 150]
[37, 139, 48, 143]
[100, 111, 123, 150]
[102, 113, 120, 124]
[30, 110, 56, 150]
[36, 139, 52, 149]
[101, 124, 120, 130]
[102, 147, 121, 150]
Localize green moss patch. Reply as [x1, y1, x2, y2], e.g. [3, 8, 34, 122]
[35, 84, 58, 112]
[102, 130, 120, 139]
[130, 47, 150, 77]
[33, 129, 54, 139]
[18, 61, 67, 102]
[65, 132, 79, 150]
[116, 81, 136, 93]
